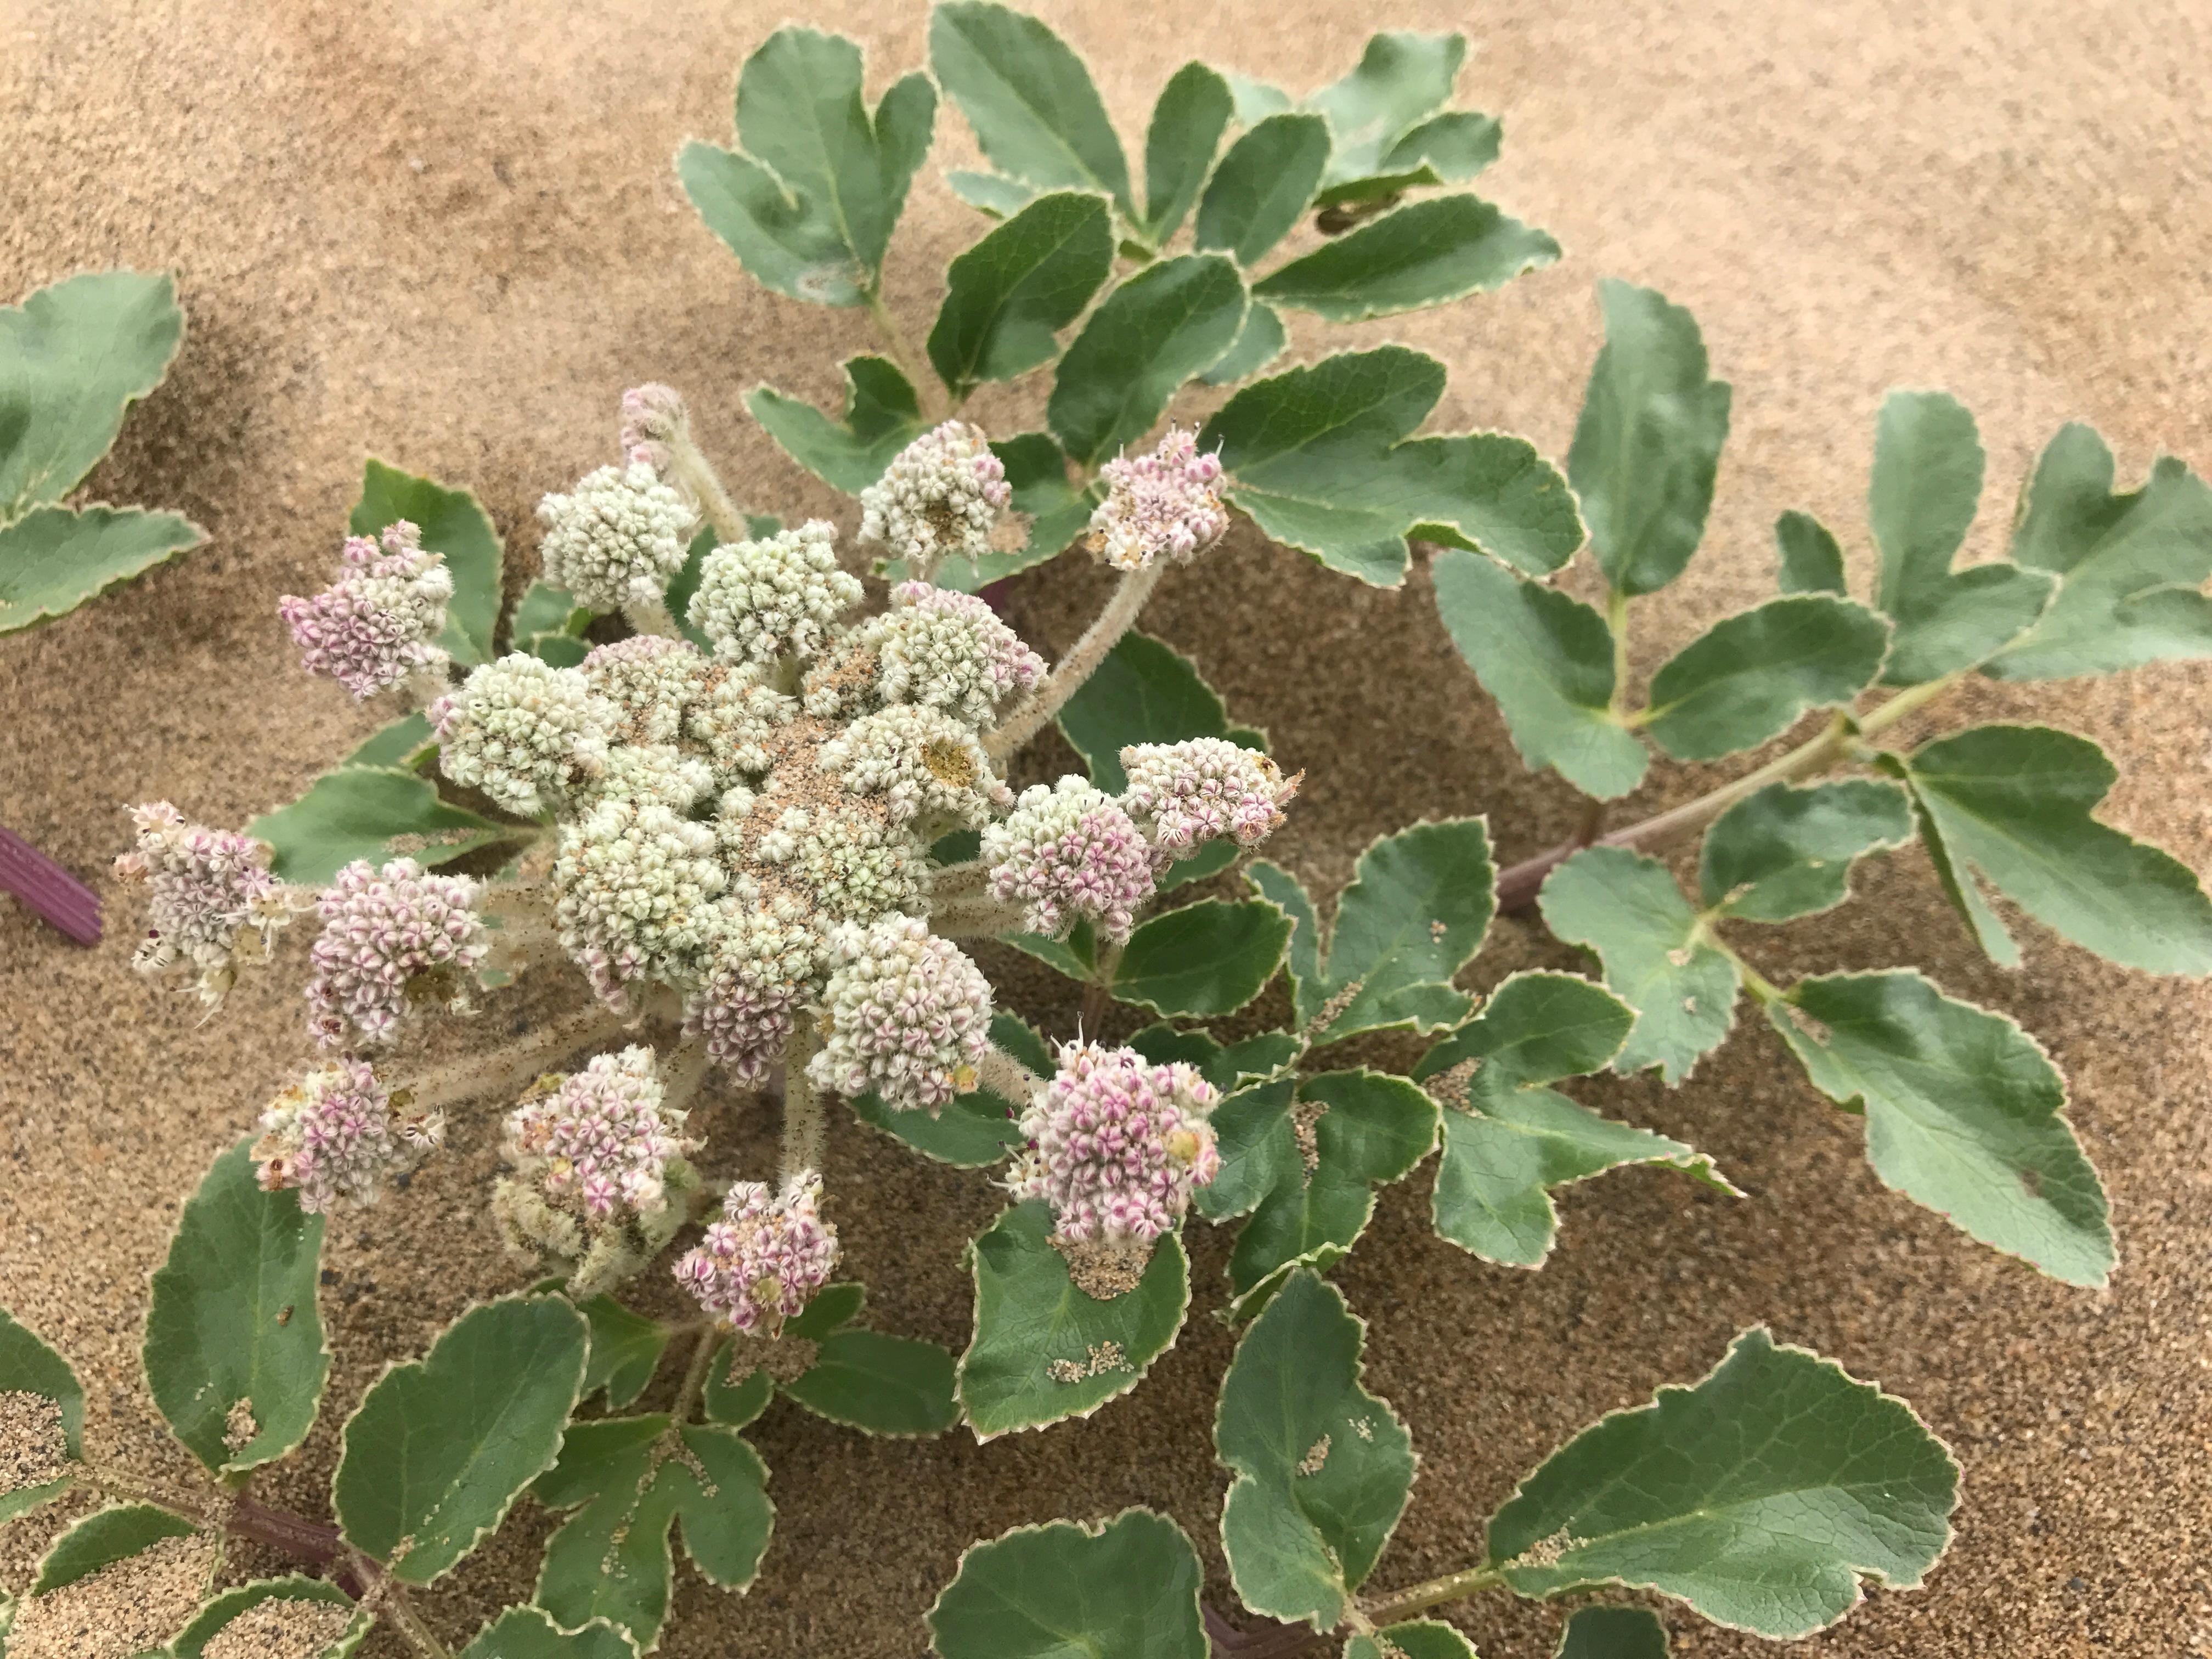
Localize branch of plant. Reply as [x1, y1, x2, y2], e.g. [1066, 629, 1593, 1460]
[778, 1026, 826, 1181]
[986, 563, 1166, 761]
[373, 1575, 453, 1659]
[863, 286, 946, 422]
[396, 1002, 632, 1113]
[664, 425, 751, 547]
[973, 1045, 1040, 1105]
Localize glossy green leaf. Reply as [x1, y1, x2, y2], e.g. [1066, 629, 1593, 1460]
[1641, 595, 1889, 760]
[783, 1329, 960, 1436]
[458, 1607, 639, 1659]
[1539, 848, 1738, 1083]
[1555, 1606, 1669, 1658]
[0, 1308, 82, 1523]
[0, 269, 183, 520]
[1770, 970, 2113, 1285]
[1698, 780, 1914, 922]
[1345, 1622, 1477, 1659]
[351, 459, 503, 668]
[1142, 63, 1234, 240]
[1047, 253, 1246, 466]
[1114, 898, 1292, 1018]
[929, 193, 1114, 396]
[1216, 1271, 1413, 1628]
[31, 1503, 197, 1594]
[1254, 196, 1556, 323]
[1775, 509, 1847, 596]
[1199, 301, 1288, 386]
[144, 1136, 329, 1475]
[928, 1508, 1205, 1659]
[577, 1295, 668, 1411]
[1489, 1327, 1957, 1637]
[1567, 280, 1732, 597]
[1196, 113, 1331, 266]
[1056, 629, 1252, 793]
[0, 504, 202, 634]
[747, 354, 927, 494]
[335, 1294, 587, 1583]
[346, 710, 436, 770]
[929, 2, 1132, 215]
[958, 1201, 1189, 1438]
[170, 1577, 365, 1659]
[1203, 347, 1584, 586]
[1308, 32, 1464, 187]
[1903, 724, 2212, 974]
[249, 764, 509, 886]
[1431, 546, 1647, 798]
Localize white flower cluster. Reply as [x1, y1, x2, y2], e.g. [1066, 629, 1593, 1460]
[825, 582, 1045, 726]
[809, 915, 994, 1114]
[1087, 426, 1229, 571]
[114, 803, 302, 1007]
[981, 777, 1154, 942]
[857, 419, 1011, 572]
[818, 705, 1011, 826]
[1119, 737, 1300, 866]
[431, 653, 615, 815]
[690, 520, 861, 664]
[537, 462, 695, 613]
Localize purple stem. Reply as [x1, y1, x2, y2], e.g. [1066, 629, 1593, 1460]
[1204, 1600, 1333, 1659]
[0, 826, 101, 944]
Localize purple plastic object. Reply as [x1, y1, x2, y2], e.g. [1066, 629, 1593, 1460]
[0, 826, 102, 945]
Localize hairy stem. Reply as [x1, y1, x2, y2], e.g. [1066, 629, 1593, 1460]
[377, 1581, 453, 1659]
[929, 893, 1028, 938]
[670, 1325, 719, 1429]
[665, 427, 749, 547]
[228, 1493, 345, 1570]
[1359, 1565, 1508, 1627]
[778, 1026, 826, 1181]
[1080, 939, 1125, 1031]
[1604, 583, 1632, 719]
[399, 1003, 631, 1111]
[77, 1459, 222, 1525]
[974, 1046, 1041, 1106]
[622, 594, 680, 638]
[660, 1033, 713, 1115]
[986, 563, 1166, 761]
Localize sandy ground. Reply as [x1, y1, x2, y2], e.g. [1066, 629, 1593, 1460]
[4, 1, 2209, 1654]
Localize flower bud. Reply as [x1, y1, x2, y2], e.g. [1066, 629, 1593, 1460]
[279, 521, 453, 698]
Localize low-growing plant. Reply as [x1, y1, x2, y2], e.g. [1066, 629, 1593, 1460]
[5, 8, 2209, 1658]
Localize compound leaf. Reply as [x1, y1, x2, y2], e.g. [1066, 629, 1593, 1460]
[1254, 197, 1557, 323]
[929, 193, 1115, 396]
[1047, 253, 1246, 467]
[1115, 899, 1291, 1020]
[929, 2, 1132, 215]
[1195, 112, 1331, 267]
[1698, 780, 1914, 923]
[747, 354, 926, 495]
[458, 1607, 639, 1659]
[928, 1508, 1205, 1659]
[0, 1308, 82, 1523]
[1641, 595, 1889, 760]
[1774, 510, 1847, 596]
[249, 764, 509, 887]
[1142, 63, 1234, 241]
[782, 1330, 960, 1437]
[0, 504, 202, 634]
[577, 1295, 668, 1412]
[1307, 32, 1464, 189]
[351, 459, 503, 668]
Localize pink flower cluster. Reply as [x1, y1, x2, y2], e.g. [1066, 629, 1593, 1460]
[809, 917, 993, 1113]
[1011, 1043, 1221, 1244]
[279, 521, 453, 698]
[674, 1172, 838, 1333]
[252, 1061, 397, 1214]
[619, 382, 687, 471]
[306, 858, 490, 1048]
[507, 1047, 689, 1221]
[1119, 738, 1301, 865]
[982, 778, 1155, 942]
[1086, 426, 1229, 572]
[114, 802, 296, 1005]
[684, 972, 802, 1087]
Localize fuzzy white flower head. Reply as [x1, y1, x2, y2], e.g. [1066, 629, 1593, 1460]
[817, 704, 1012, 825]
[683, 899, 825, 1084]
[981, 777, 1155, 942]
[674, 1172, 839, 1334]
[431, 654, 615, 816]
[583, 743, 716, 814]
[506, 1046, 693, 1222]
[553, 792, 726, 1004]
[114, 803, 301, 1007]
[306, 857, 489, 1049]
[1009, 1042, 1220, 1244]
[764, 802, 930, 921]
[685, 662, 798, 783]
[858, 420, 1012, 573]
[836, 582, 1045, 725]
[689, 520, 861, 665]
[252, 1061, 401, 1214]
[279, 521, 454, 698]
[1086, 426, 1228, 572]
[809, 916, 992, 1113]
[583, 635, 707, 747]
[537, 461, 695, 613]
[1118, 737, 1300, 865]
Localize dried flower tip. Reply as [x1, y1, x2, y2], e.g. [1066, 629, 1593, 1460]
[674, 1171, 838, 1334]
[684, 902, 823, 1083]
[690, 520, 861, 665]
[252, 1060, 403, 1214]
[0, 1390, 68, 1495]
[859, 420, 1012, 573]
[1119, 737, 1300, 865]
[1009, 1042, 1220, 1245]
[506, 1045, 693, 1222]
[1086, 426, 1228, 572]
[537, 461, 695, 613]
[553, 789, 726, 1004]
[432, 653, 616, 816]
[583, 634, 708, 747]
[981, 776, 1155, 942]
[306, 857, 490, 1049]
[809, 916, 992, 1114]
[817, 704, 1012, 825]
[114, 802, 300, 1007]
[279, 520, 454, 698]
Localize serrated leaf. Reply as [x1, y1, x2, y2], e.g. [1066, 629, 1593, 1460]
[1143, 63, 1233, 241]
[929, 193, 1114, 396]
[929, 2, 1132, 215]
[748, 354, 926, 495]
[1555, 1605, 1669, 1658]
[1775, 509, 1847, 596]
[1349, 108, 1502, 202]
[335, 1293, 587, 1583]
[1192, 1078, 1297, 1224]
[1003, 917, 1097, 981]
[1114, 898, 1291, 1018]
[1567, 280, 1732, 598]
[1203, 347, 1583, 586]
[1345, 1622, 1477, 1659]
[1216, 1271, 1413, 1628]
[703, 1346, 774, 1430]
[1698, 780, 1914, 922]
[783, 1330, 960, 1436]
[958, 1201, 1189, 1438]
[1199, 302, 1288, 387]
[791, 1281, 869, 1340]
[1902, 724, 2212, 974]
[1196, 112, 1331, 266]
[170, 1577, 365, 1659]
[1056, 629, 1250, 793]
[0, 504, 202, 634]
[1489, 1327, 1957, 1637]
[928, 1508, 1205, 1659]
[458, 1606, 640, 1659]
[249, 764, 509, 886]
[346, 710, 436, 770]
[852, 1085, 1024, 1167]
[1769, 970, 2113, 1285]
[32, 1504, 197, 1594]
[0, 269, 183, 520]
[351, 459, 503, 668]
[1307, 32, 1463, 185]
[1640, 595, 1889, 760]
[144, 1136, 329, 1475]
[1306, 819, 1494, 1042]
[578, 1296, 668, 1412]
[1254, 196, 1556, 323]
[0, 1308, 82, 1523]
[1431, 546, 1647, 798]
[1047, 253, 1246, 466]
[989, 1011, 1054, 1076]
[1539, 848, 1737, 1083]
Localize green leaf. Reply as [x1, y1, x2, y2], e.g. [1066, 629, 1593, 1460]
[747, 354, 927, 495]
[1254, 196, 1557, 323]
[1555, 1606, 1670, 1659]
[1227, 76, 1293, 125]
[459, 1607, 640, 1659]
[170, 1577, 366, 1659]
[1866, 391, 2050, 685]
[1430, 547, 1647, 798]
[0, 504, 202, 634]
[1306, 32, 1464, 183]
[0, 269, 184, 520]
[929, 2, 1133, 216]
[1988, 421, 2212, 680]
[947, 170, 1039, 219]
[1306, 819, 1494, 1042]
[144, 1136, 329, 1475]
[989, 1011, 1054, 1077]
[958, 1201, 1189, 1438]
[1345, 1622, 1477, 1659]
[1195, 112, 1332, 266]
[1640, 595, 1889, 760]
[0, 1308, 82, 1523]
[534, 1414, 772, 1648]
[1698, 780, 1914, 922]
[32, 1503, 196, 1594]
[789, 1281, 868, 1340]
[853, 1086, 1024, 1167]
[335, 1293, 587, 1583]
[1114, 898, 1292, 1018]
[703, 1346, 774, 1430]
[1203, 347, 1583, 586]
[578, 1296, 668, 1412]
[346, 710, 436, 770]
[783, 1329, 960, 1436]
[249, 764, 509, 887]
[1769, 970, 2113, 1285]
[1567, 280, 1733, 597]
[1216, 1271, 1413, 1629]
[1902, 724, 2212, 974]
[1246, 863, 1322, 1026]
[1775, 509, 1847, 596]
[1143, 63, 1234, 240]
[513, 581, 591, 664]
[1348, 109, 1503, 202]
[1003, 918, 1097, 982]
[351, 459, 503, 668]
[1056, 629, 1250, 793]
[1538, 848, 1738, 1083]
[1489, 1327, 1957, 1637]
[929, 193, 1115, 396]
[1128, 1026, 1299, 1098]
[1047, 253, 1246, 467]
[928, 1508, 1205, 1659]
[1199, 302, 1288, 387]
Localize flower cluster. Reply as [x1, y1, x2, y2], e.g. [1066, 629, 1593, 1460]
[431, 653, 616, 815]
[810, 916, 993, 1113]
[114, 803, 299, 1006]
[690, 520, 861, 664]
[828, 582, 1045, 726]
[553, 787, 726, 1005]
[674, 1172, 838, 1333]
[1086, 426, 1228, 572]
[582, 635, 706, 747]
[1010, 1043, 1221, 1245]
[1120, 737, 1300, 865]
[981, 777, 1154, 941]
[306, 857, 489, 1048]
[618, 381, 687, 471]
[504, 1046, 692, 1222]
[279, 520, 454, 698]
[537, 462, 695, 613]
[818, 705, 1010, 825]
[251, 1062, 399, 1214]
[858, 420, 1011, 572]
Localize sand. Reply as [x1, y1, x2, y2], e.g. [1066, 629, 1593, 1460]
[3, 1, 2208, 1655]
